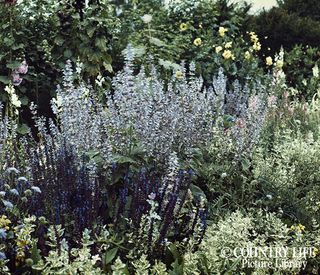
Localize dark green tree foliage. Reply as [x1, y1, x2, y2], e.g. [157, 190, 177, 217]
[277, 0, 320, 21]
[252, 0, 320, 54]
[250, 0, 320, 97]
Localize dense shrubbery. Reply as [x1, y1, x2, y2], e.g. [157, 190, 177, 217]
[1, 0, 320, 274]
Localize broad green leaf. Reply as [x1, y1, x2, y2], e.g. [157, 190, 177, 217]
[95, 38, 107, 52]
[149, 37, 166, 47]
[17, 124, 30, 135]
[190, 184, 206, 201]
[103, 62, 113, 73]
[6, 61, 21, 69]
[241, 157, 251, 171]
[0, 75, 10, 84]
[104, 247, 118, 265]
[63, 49, 72, 58]
[159, 59, 181, 70]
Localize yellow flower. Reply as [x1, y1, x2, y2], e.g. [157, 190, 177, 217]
[193, 38, 202, 46]
[16, 239, 29, 248]
[298, 224, 305, 231]
[225, 42, 232, 49]
[249, 31, 259, 43]
[276, 60, 284, 69]
[180, 23, 188, 31]
[266, 56, 273, 66]
[218, 26, 228, 37]
[290, 224, 305, 233]
[244, 51, 251, 60]
[175, 71, 183, 79]
[199, 23, 203, 29]
[215, 46, 223, 53]
[0, 215, 11, 230]
[16, 250, 25, 263]
[313, 247, 318, 257]
[252, 42, 261, 51]
[222, 50, 235, 60]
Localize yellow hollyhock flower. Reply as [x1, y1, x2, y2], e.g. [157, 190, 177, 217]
[266, 56, 273, 66]
[175, 71, 183, 79]
[180, 23, 188, 31]
[252, 41, 261, 51]
[218, 26, 228, 37]
[249, 31, 259, 43]
[225, 42, 232, 49]
[222, 50, 235, 60]
[215, 46, 223, 53]
[244, 51, 251, 60]
[193, 38, 202, 46]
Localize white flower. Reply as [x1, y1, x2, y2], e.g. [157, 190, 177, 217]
[141, 14, 152, 24]
[221, 172, 227, 178]
[52, 95, 63, 114]
[5, 85, 15, 95]
[312, 64, 319, 78]
[266, 194, 273, 199]
[95, 74, 105, 87]
[11, 93, 22, 108]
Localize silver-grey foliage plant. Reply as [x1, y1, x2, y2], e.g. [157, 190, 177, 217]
[48, 45, 268, 165]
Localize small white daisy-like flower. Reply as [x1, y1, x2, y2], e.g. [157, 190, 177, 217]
[141, 14, 152, 24]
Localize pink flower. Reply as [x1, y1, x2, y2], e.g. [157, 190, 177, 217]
[235, 118, 246, 128]
[12, 72, 22, 86]
[4, 0, 17, 5]
[248, 96, 258, 111]
[267, 95, 277, 108]
[17, 61, 28, 74]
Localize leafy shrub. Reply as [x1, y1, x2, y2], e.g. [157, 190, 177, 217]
[283, 45, 320, 98]
[185, 210, 320, 274]
[0, 0, 117, 117]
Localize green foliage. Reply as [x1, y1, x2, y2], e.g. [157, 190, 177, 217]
[1, 0, 320, 274]
[185, 210, 320, 274]
[32, 226, 103, 274]
[0, 0, 116, 115]
[283, 45, 320, 98]
[277, 0, 320, 21]
[253, 128, 320, 224]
